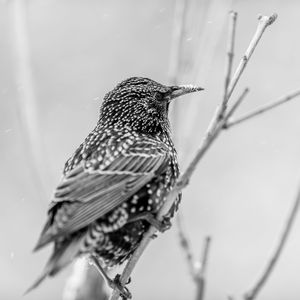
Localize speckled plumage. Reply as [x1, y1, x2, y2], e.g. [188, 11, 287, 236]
[28, 77, 203, 291]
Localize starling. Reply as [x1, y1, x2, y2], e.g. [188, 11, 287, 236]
[27, 77, 203, 296]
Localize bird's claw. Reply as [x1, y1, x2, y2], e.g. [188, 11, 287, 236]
[128, 213, 172, 233]
[126, 276, 131, 285]
[110, 274, 132, 300]
[151, 232, 158, 239]
[159, 215, 172, 232]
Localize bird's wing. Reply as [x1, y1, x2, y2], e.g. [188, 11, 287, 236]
[35, 135, 170, 249]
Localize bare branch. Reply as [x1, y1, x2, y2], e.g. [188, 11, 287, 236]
[204, 13, 276, 143]
[195, 236, 211, 300]
[177, 215, 212, 300]
[177, 213, 196, 279]
[223, 11, 238, 110]
[244, 184, 300, 300]
[178, 87, 249, 190]
[225, 89, 300, 129]
[197, 236, 211, 279]
[227, 13, 277, 100]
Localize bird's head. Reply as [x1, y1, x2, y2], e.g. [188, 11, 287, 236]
[99, 77, 204, 134]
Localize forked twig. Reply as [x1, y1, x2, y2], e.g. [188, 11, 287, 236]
[195, 236, 211, 300]
[177, 216, 212, 300]
[204, 13, 276, 143]
[10, 0, 46, 196]
[205, 10, 238, 139]
[225, 89, 300, 129]
[226, 14, 277, 100]
[177, 88, 249, 190]
[177, 214, 196, 279]
[244, 184, 300, 300]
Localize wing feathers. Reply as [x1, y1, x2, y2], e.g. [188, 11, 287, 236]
[37, 136, 169, 247]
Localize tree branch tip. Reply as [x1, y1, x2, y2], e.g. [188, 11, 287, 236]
[229, 10, 238, 18]
[257, 13, 278, 25]
[236, 86, 250, 100]
[205, 236, 211, 243]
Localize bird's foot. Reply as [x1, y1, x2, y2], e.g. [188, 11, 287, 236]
[111, 274, 132, 300]
[89, 255, 131, 299]
[128, 213, 172, 233]
[159, 215, 172, 232]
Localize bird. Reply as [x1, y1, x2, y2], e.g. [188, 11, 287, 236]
[27, 77, 203, 297]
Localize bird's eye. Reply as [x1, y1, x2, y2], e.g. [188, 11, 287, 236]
[155, 92, 164, 101]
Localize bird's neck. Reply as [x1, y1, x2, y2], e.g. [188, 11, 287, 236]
[98, 111, 171, 137]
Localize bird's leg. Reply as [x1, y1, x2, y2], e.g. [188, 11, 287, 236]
[127, 212, 171, 232]
[89, 255, 132, 299]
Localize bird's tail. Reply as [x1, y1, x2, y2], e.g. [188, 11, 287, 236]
[24, 265, 51, 295]
[25, 233, 85, 295]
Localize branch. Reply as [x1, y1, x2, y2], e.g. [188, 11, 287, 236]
[204, 13, 276, 143]
[227, 13, 277, 100]
[224, 89, 300, 129]
[177, 213, 196, 279]
[244, 183, 300, 300]
[195, 236, 211, 300]
[222, 11, 238, 112]
[177, 87, 249, 190]
[177, 215, 212, 300]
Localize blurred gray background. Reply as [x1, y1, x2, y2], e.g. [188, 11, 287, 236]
[1, 0, 300, 299]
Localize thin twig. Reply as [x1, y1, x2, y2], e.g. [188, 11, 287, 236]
[244, 183, 300, 300]
[203, 11, 238, 142]
[177, 213, 196, 279]
[224, 89, 300, 129]
[227, 13, 277, 100]
[177, 87, 249, 190]
[222, 11, 238, 110]
[109, 88, 249, 300]
[204, 13, 276, 142]
[197, 236, 211, 279]
[177, 217, 212, 300]
[195, 236, 211, 300]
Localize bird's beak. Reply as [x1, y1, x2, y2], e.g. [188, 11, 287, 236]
[167, 85, 204, 100]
